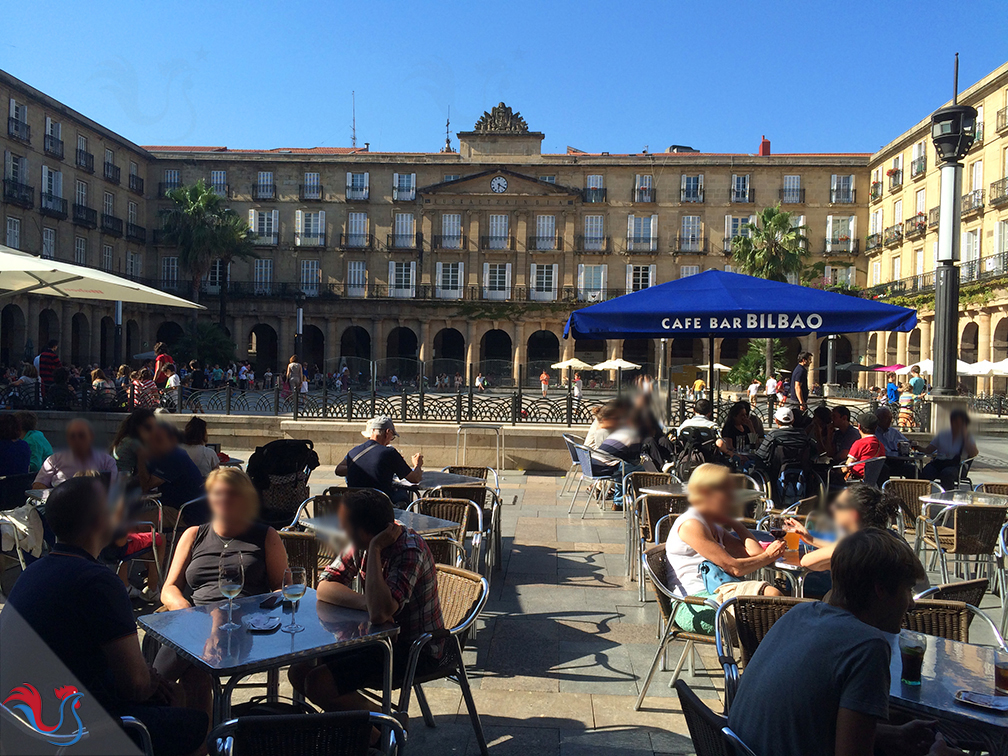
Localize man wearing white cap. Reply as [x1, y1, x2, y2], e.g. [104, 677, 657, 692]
[752, 405, 818, 469]
[336, 416, 423, 504]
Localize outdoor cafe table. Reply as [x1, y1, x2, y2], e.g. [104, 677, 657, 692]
[888, 635, 1007, 756]
[415, 470, 484, 490]
[301, 508, 462, 540]
[137, 588, 398, 726]
[919, 489, 1008, 519]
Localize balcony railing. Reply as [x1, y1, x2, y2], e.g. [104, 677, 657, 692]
[991, 177, 1008, 207]
[2, 179, 34, 209]
[870, 181, 883, 201]
[346, 186, 369, 201]
[528, 234, 561, 251]
[159, 181, 182, 197]
[626, 235, 656, 254]
[730, 187, 754, 203]
[8, 117, 29, 143]
[129, 173, 144, 195]
[100, 214, 123, 237]
[910, 155, 927, 178]
[673, 234, 707, 254]
[432, 234, 467, 250]
[387, 232, 422, 250]
[72, 204, 97, 229]
[209, 182, 229, 198]
[393, 187, 416, 202]
[971, 121, 984, 150]
[883, 224, 903, 247]
[997, 107, 1008, 133]
[928, 207, 941, 228]
[904, 214, 927, 239]
[575, 235, 610, 254]
[253, 183, 276, 200]
[866, 233, 882, 252]
[44, 134, 64, 159]
[300, 184, 323, 201]
[582, 187, 606, 203]
[39, 193, 68, 219]
[126, 223, 146, 243]
[888, 170, 903, 191]
[681, 188, 704, 203]
[339, 233, 373, 250]
[103, 162, 121, 184]
[830, 187, 855, 204]
[480, 235, 514, 251]
[824, 237, 859, 255]
[632, 187, 655, 203]
[779, 188, 804, 204]
[253, 231, 279, 246]
[76, 149, 94, 173]
[961, 189, 984, 216]
[866, 271, 936, 300]
[295, 231, 326, 247]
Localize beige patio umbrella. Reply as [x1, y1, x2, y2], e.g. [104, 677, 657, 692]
[593, 358, 642, 370]
[696, 362, 732, 371]
[551, 358, 595, 371]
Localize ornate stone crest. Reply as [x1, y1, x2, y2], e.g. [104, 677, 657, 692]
[473, 103, 529, 134]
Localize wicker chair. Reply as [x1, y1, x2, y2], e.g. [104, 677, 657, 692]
[278, 530, 320, 588]
[976, 483, 1008, 496]
[207, 710, 405, 756]
[424, 535, 466, 568]
[397, 565, 489, 756]
[914, 504, 1007, 583]
[408, 498, 482, 571]
[903, 598, 1007, 649]
[674, 680, 731, 756]
[637, 494, 690, 601]
[634, 545, 719, 711]
[715, 595, 815, 712]
[915, 578, 988, 607]
[883, 479, 941, 541]
[428, 483, 501, 576]
[758, 495, 818, 528]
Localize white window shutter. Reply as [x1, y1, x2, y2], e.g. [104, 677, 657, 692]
[627, 214, 634, 243]
[392, 173, 399, 200]
[530, 263, 537, 290]
[680, 174, 687, 194]
[409, 261, 416, 297]
[8, 99, 15, 118]
[318, 210, 325, 241]
[625, 264, 633, 292]
[435, 261, 443, 297]
[849, 265, 857, 283]
[824, 265, 832, 281]
[731, 174, 737, 196]
[551, 263, 558, 298]
[577, 263, 585, 293]
[410, 173, 416, 194]
[724, 214, 731, 242]
[248, 209, 256, 229]
[749, 215, 757, 231]
[363, 172, 369, 197]
[648, 264, 656, 287]
[698, 174, 704, 198]
[483, 262, 490, 297]
[600, 265, 608, 296]
[504, 262, 512, 295]
[388, 261, 395, 289]
[650, 214, 658, 251]
[831, 174, 838, 194]
[825, 216, 833, 250]
[346, 172, 352, 192]
[994, 222, 1002, 259]
[295, 210, 303, 245]
[458, 261, 464, 293]
[272, 210, 279, 238]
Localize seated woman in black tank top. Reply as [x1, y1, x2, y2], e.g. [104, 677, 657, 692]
[156, 467, 288, 717]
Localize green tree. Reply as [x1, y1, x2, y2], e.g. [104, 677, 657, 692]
[171, 321, 236, 369]
[725, 339, 787, 387]
[730, 204, 809, 376]
[213, 209, 257, 329]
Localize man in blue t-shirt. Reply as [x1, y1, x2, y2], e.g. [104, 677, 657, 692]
[336, 416, 422, 504]
[788, 351, 812, 412]
[141, 422, 207, 522]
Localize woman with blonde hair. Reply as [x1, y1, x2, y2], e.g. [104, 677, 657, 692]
[91, 368, 115, 391]
[664, 463, 784, 633]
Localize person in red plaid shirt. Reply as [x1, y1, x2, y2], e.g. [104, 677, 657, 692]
[288, 489, 446, 714]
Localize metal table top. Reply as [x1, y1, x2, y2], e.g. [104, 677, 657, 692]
[888, 635, 1007, 755]
[137, 588, 398, 677]
[302, 509, 460, 539]
[639, 484, 763, 504]
[919, 490, 1008, 508]
[416, 470, 485, 490]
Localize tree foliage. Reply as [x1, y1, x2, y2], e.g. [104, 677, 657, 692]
[171, 322, 236, 369]
[725, 339, 787, 387]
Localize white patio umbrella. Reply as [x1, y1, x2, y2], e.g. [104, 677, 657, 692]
[593, 358, 642, 370]
[0, 245, 204, 309]
[990, 358, 1008, 376]
[696, 363, 732, 371]
[897, 358, 974, 376]
[551, 358, 595, 371]
[962, 360, 996, 377]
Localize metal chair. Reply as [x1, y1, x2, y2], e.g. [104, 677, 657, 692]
[569, 443, 624, 518]
[673, 680, 731, 756]
[165, 494, 208, 569]
[903, 598, 1007, 650]
[423, 535, 466, 567]
[278, 530, 320, 587]
[915, 578, 988, 607]
[408, 498, 483, 572]
[427, 481, 501, 576]
[397, 565, 490, 756]
[624, 471, 677, 582]
[636, 493, 690, 601]
[560, 434, 583, 495]
[207, 710, 406, 756]
[956, 455, 978, 489]
[976, 482, 1008, 496]
[914, 504, 1006, 583]
[715, 595, 815, 712]
[756, 495, 818, 530]
[883, 478, 943, 542]
[120, 716, 155, 756]
[635, 545, 719, 711]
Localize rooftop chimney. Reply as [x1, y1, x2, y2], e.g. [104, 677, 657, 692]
[758, 135, 771, 156]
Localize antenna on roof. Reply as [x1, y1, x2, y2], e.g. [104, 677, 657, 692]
[351, 91, 357, 149]
[953, 52, 959, 105]
[441, 106, 455, 153]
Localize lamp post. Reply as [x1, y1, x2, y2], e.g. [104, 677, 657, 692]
[294, 292, 306, 359]
[930, 56, 977, 403]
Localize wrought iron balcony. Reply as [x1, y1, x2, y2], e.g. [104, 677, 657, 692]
[575, 235, 610, 254]
[126, 223, 146, 243]
[887, 169, 903, 191]
[961, 189, 984, 216]
[103, 162, 121, 184]
[882, 224, 903, 247]
[824, 237, 859, 255]
[681, 188, 704, 203]
[991, 177, 1008, 207]
[129, 173, 144, 195]
[2, 179, 33, 209]
[253, 182, 276, 200]
[625, 235, 656, 254]
[970, 121, 984, 150]
[910, 155, 927, 178]
[632, 187, 655, 203]
[866, 271, 936, 300]
[72, 204, 97, 229]
[866, 232, 882, 252]
[904, 214, 927, 240]
[300, 184, 323, 201]
[76, 149, 94, 173]
[928, 207, 941, 228]
[673, 234, 707, 254]
[159, 181, 182, 197]
[480, 235, 514, 251]
[830, 187, 856, 204]
[432, 234, 467, 250]
[295, 231, 326, 247]
[779, 188, 804, 204]
[998, 107, 1008, 133]
[339, 233, 373, 250]
[393, 187, 416, 202]
[870, 181, 883, 201]
[730, 187, 754, 203]
[528, 234, 561, 251]
[209, 182, 229, 198]
[346, 186, 369, 201]
[39, 193, 67, 219]
[8, 117, 29, 143]
[582, 187, 606, 203]
[387, 232, 422, 250]
[253, 230, 278, 246]
[100, 213, 123, 236]
[44, 134, 64, 159]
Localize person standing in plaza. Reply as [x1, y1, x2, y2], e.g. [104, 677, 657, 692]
[764, 372, 778, 404]
[286, 354, 303, 393]
[540, 369, 550, 398]
[153, 342, 174, 388]
[908, 365, 927, 405]
[37, 339, 61, 391]
[788, 351, 812, 415]
[747, 377, 761, 403]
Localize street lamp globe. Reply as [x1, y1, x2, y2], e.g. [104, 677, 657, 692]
[930, 104, 978, 163]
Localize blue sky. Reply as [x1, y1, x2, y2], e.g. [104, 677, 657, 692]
[3, 1, 1007, 155]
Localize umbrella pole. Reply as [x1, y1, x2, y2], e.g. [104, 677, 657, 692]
[617, 367, 622, 398]
[707, 336, 715, 405]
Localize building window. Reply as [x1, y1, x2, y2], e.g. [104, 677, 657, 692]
[74, 236, 87, 265]
[296, 210, 325, 246]
[631, 265, 652, 291]
[538, 175, 556, 184]
[726, 215, 751, 242]
[680, 265, 700, 278]
[437, 261, 464, 299]
[998, 220, 1008, 256]
[5, 152, 26, 183]
[831, 174, 855, 203]
[347, 260, 366, 296]
[300, 259, 320, 296]
[731, 174, 751, 203]
[346, 172, 369, 200]
[42, 227, 55, 259]
[584, 174, 605, 202]
[103, 191, 115, 216]
[393, 172, 416, 201]
[827, 215, 856, 252]
[484, 262, 511, 300]
[5, 217, 20, 249]
[871, 260, 881, 286]
[633, 174, 653, 202]
[163, 169, 180, 193]
[628, 214, 656, 251]
[389, 261, 415, 298]
[681, 174, 703, 203]
[8, 99, 28, 141]
[443, 174, 459, 182]
[680, 216, 702, 252]
[533, 215, 556, 250]
[257, 171, 274, 193]
[347, 212, 368, 247]
[892, 256, 901, 281]
[531, 263, 556, 301]
[254, 259, 273, 294]
[203, 259, 227, 294]
[577, 263, 606, 301]
[210, 170, 227, 196]
[102, 244, 113, 271]
[126, 250, 141, 278]
[303, 172, 321, 200]
[583, 215, 604, 251]
[440, 213, 462, 249]
[250, 209, 278, 245]
[128, 201, 137, 225]
[393, 212, 415, 248]
[487, 214, 509, 249]
[915, 188, 926, 217]
[782, 175, 802, 203]
[161, 256, 178, 288]
[75, 180, 88, 207]
[129, 160, 138, 177]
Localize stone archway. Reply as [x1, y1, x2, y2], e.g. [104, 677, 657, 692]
[1, 303, 26, 366]
[71, 312, 90, 366]
[302, 324, 324, 375]
[156, 321, 185, 349]
[38, 308, 59, 350]
[433, 327, 466, 378]
[527, 330, 560, 385]
[248, 323, 279, 374]
[339, 326, 371, 385]
[385, 326, 418, 380]
[479, 329, 512, 386]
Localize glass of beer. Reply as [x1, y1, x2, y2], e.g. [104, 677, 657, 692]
[898, 630, 927, 686]
[996, 649, 1008, 696]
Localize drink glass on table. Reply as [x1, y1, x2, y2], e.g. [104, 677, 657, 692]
[898, 630, 927, 686]
[996, 649, 1008, 696]
[218, 554, 245, 632]
[767, 515, 786, 542]
[281, 566, 307, 634]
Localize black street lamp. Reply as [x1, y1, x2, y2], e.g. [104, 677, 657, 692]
[294, 292, 306, 359]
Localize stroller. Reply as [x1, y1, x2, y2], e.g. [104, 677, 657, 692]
[246, 439, 320, 528]
[755, 435, 822, 508]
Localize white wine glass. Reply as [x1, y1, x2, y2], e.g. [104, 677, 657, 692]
[281, 566, 307, 634]
[218, 554, 244, 631]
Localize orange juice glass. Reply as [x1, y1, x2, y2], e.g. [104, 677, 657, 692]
[784, 532, 802, 551]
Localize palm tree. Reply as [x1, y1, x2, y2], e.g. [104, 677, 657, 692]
[213, 209, 257, 328]
[730, 204, 809, 377]
[160, 180, 224, 328]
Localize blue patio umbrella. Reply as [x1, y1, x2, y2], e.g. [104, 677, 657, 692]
[564, 270, 916, 392]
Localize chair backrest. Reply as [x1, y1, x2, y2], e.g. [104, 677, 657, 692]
[574, 444, 601, 478]
[0, 473, 37, 511]
[434, 483, 488, 514]
[903, 599, 971, 643]
[425, 536, 464, 567]
[789, 495, 819, 517]
[209, 710, 392, 756]
[642, 544, 675, 624]
[920, 578, 988, 607]
[653, 514, 677, 546]
[444, 466, 488, 482]
[411, 498, 472, 544]
[435, 564, 488, 645]
[977, 482, 1008, 496]
[642, 494, 690, 543]
[674, 680, 731, 756]
[882, 478, 934, 524]
[278, 530, 319, 588]
[561, 434, 581, 465]
[861, 457, 886, 488]
[730, 595, 815, 665]
[947, 505, 1008, 555]
[626, 471, 674, 500]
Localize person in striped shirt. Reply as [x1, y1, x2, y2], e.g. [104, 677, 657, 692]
[37, 339, 62, 389]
